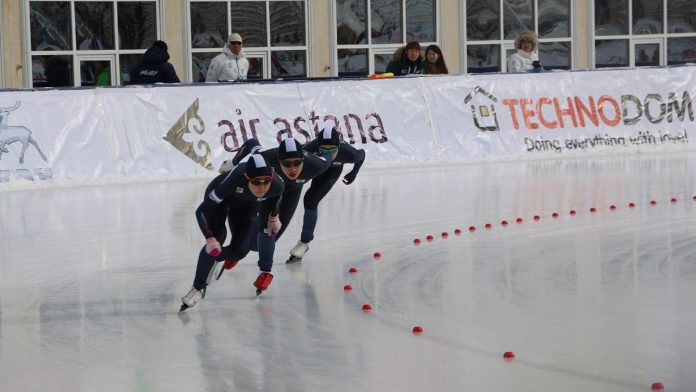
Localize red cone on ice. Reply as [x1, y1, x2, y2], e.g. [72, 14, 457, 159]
[590, 207, 596, 213]
[414, 238, 421, 245]
[503, 351, 515, 360]
[671, 197, 678, 203]
[468, 226, 476, 232]
[441, 232, 448, 238]
[454, 229, 462, 235]
[629, 202, 636, 208]
[373, 252, 382, 259]
[412, 326, 423, 334]
[533, 215, 540, 221]
[516, 218, 523, 223]
[485, 223, 492, 229]
[426, 235, 434, 241]
[650, 200, 657, 206]
[651, 382, 664, 390]
[501, 220, 508, 226]
[343, 285, 352, 291]
[362, 304, 372, 312]
[552, 212, 559, 218]
[349, 267, 358, 274]
[610, 205, 617, 210]
[569, 209, 576, 216]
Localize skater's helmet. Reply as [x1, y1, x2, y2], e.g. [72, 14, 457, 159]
[245, 153, 273, 178]
[318, 125, 340, 147]
[277, 138, 304, 161]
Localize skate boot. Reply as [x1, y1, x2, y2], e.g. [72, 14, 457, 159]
[223, 259, 239, 270]
[253, 272, 273, 296]
[287, 241, 309, 264]
[179, 286, 206, 312]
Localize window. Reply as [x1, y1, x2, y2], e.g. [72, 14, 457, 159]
[465, 0, 573, 73]
[188, 0, 308, 82]
[594, 0, 696, 68]
[27, 0, 159, 87]
[335, 0, 438, 77]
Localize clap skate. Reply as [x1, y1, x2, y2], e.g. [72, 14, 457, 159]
[214, 259, 239, 281]
[254, 272, 273, 296]
[179, 286, 206, 312]
[286, 241, 309, 264]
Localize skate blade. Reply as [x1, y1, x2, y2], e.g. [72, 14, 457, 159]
[286, 255, 302, 264]
[179, 304, 190, 312]
[216, 268, 225, 281]
[256, 289, 263, 296]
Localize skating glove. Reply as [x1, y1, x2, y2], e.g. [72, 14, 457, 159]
[205, 237, 221, 256]
[267, 214, 282, 237]
[343, 171, 357, 185]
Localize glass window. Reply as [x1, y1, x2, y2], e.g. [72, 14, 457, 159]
[467, 45, 500, 73]
[632, 0, 662, 35]
[190, 2, 228, 48]
[539, 0, 570, 38]
[635, 43, 659, 66]
[406, 0, 436, 43]
[117, 2, 157, 50]
[668, 0, 696, 33]
[75, 2, 114, 50]
[595, 39, 628, 68]
[30, 2, 71, 51]
[467, 0, 499, 40]
[230, 2, 267, 47]
[374, 52, 393, 73]
[28, 1, 159, 87]
[337, 48, 367, 77]
[32, 55, 73, 87]
[189, 1, 308, 80]
[371, 0, 402, 44]
[667, 37, 696, 65]
[335, 0, 437, 76]
[271, 50, 306, 78]
[595, 0, 628, 36]
[270, 2, 305, 46]
[539, 41, 571, 70]
[466, 0, 572, 73]
[336, 0, 366, 44]
[503, 0, 533, 39]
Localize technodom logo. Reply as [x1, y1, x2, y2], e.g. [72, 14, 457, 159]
[463, 86, 500, 132]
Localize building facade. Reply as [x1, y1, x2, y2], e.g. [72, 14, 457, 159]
[1, 0, 695, 88]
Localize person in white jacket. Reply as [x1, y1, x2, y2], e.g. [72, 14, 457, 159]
[206, 33, 249, 82]
[507, 30, 543, 73]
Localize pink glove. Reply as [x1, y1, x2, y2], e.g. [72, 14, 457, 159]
[205, 237, 221, 256]
[267, 214, 282, 237]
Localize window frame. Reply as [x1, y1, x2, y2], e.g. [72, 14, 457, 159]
[23, 0, 162, 88]
[590, 0, 696, 68]
[331, 0, 441, 77]
[185, 0, 311, 82]
[462, 0, 575, 74]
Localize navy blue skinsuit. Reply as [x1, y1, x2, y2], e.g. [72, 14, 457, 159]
[232, 138, 332, 271]
[300, 139, 366, 243]
[191, 162, 283, 290]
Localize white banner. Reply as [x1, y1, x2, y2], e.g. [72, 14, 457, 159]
[1, 66, 696, 184]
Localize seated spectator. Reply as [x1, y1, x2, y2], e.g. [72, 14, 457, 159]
[423, 44, 449, 74]
[386, 41, 424, 76]
[507, 30, 543, 73]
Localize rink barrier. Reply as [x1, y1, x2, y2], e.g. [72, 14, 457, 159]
[1, 66, 696, 184]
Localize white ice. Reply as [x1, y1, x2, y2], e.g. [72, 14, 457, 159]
[2, 153, 696, 392]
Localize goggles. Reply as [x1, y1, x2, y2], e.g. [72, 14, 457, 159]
[245, 174, 273, 185]
[229, 41, 242, 46]
[319, 146, 338, 154]
[280, 159, 304, 168]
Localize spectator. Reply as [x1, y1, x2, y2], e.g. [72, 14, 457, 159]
[423, 44, 449, 74]
[129, 40, 180, 84]
[385, 41, 424, 76]
[206, 33, 249, 82]
[95, 61, 110, 86]
[42, 56, 72, 87]
[507, 30, 543, 73]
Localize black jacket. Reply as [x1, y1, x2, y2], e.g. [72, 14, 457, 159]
[129, 46, 180, 84]
[385, 47, 424, 76]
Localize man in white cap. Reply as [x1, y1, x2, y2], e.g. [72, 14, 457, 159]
[206, 33, 249, 82]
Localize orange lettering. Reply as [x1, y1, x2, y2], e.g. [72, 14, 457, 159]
[502, 99, 521, 130]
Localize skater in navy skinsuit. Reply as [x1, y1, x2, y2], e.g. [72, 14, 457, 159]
[287, 126, 366, 263]
[227, 137, 333, 293]
[180, 154, 283, 311]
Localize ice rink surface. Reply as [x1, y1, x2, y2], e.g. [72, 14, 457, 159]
[2, 152, 696, 391]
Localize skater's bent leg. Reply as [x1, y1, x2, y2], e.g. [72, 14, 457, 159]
[257, 232, 276, 272]
[300, 209, 318, 243]
[192, 248, 217, 289]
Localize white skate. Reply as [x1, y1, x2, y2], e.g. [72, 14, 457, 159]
[287, 241, 309, 263]
[179, 286, 205, 312]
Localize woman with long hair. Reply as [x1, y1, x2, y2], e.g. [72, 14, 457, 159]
[423, 44, 449, 74]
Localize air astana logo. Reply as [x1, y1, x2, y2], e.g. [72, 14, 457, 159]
[0, 101, 49, 164]
[163, 98, 214, 170]
[464, 86, 500, 132]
